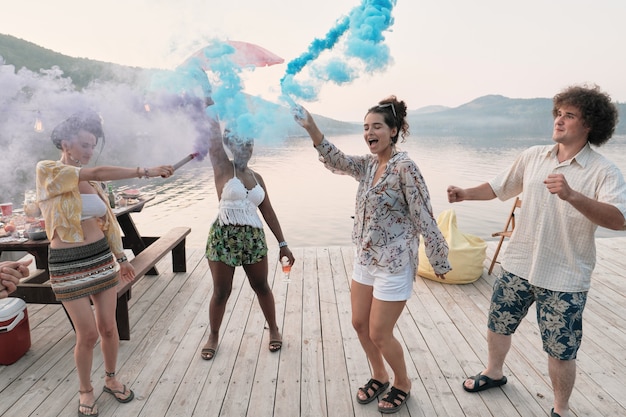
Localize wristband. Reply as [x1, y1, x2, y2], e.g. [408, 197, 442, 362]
[136, 167, 141, 178]
[278, 241, 288, 248]
[116, 255, 128, 263]
[143, 168, 150, 179]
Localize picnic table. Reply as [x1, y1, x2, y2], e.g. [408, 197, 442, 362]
[1, 194, 190, 340]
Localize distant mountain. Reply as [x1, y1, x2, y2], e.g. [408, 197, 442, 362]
[411, 94, 626, 138]
[408, 95, 556, 138]
[2, 33, 624, 138]
[410, 105, 451, 115]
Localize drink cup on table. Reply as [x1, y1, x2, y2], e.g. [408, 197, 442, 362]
[0, 203, 12, 218]
[12, 213, 26, 238]
[23, 190, 40, 218]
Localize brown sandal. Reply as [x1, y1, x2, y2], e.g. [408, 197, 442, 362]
[78, 388, 98, 417]
[269, 339, 282, 352]
[103, 384, 134, 403]
[103, 371, 134, 403]
[201, 347, 217, 360]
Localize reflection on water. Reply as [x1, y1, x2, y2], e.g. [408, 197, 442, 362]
[129, 134, 626, 249]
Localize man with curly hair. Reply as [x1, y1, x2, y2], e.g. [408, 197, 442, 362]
[447, 84, 626, 417]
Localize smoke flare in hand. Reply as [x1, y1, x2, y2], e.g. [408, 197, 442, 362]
[173, 152, 200, 170]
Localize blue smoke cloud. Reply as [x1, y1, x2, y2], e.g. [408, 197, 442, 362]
[281, 0, 397, 107]
[151, 39, 292, 147]
[147, 0, 396, 147]
[147, 0, 398, 147]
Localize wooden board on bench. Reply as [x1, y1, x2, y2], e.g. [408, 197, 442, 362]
[115, 226, 191, 340]
[14, 226, 191, 341]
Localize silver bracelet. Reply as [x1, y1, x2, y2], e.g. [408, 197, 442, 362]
[278, 241, 288, 248]
[116, 255, 128, 263]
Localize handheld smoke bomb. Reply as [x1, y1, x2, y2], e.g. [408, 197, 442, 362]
[173, 153, 200, 170]
[282, 94, 306, 121]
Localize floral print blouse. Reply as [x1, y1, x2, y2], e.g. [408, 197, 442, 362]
[314, 138, 451, 275]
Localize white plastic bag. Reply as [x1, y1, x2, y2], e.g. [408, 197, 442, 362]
[418, 209, 486, 284]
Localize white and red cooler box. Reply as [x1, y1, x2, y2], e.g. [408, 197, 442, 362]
[0, 297, 31, 365]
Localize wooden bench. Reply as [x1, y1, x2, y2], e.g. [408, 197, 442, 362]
[14, 226, 191, 340]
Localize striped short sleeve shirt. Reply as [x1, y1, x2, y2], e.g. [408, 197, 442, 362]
[489, 143, 626, 292]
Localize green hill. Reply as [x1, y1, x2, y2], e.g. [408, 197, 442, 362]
[0, 33, 146, 88]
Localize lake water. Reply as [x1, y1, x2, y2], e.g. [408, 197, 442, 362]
[126, 133, 626, 249]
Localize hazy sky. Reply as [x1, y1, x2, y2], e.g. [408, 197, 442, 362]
[2, 0, 625, 121]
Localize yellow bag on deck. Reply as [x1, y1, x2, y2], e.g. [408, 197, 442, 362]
[418, 209, 486, 284]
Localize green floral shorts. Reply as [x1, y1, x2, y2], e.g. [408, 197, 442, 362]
[206, 221, 268, 267]
[488, 270, 587, 360]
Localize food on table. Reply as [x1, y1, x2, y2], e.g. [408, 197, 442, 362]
[121, 189, 141, 199]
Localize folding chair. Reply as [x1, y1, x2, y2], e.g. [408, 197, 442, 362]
[488, 197, 522, 275]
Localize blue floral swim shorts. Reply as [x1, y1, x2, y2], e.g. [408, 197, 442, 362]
[488, 270, 587, 360]
[206, 221, 268, 267]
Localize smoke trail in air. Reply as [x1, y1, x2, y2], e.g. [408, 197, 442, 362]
[280, 0, 397, 107]
[150, 39, 293, 149]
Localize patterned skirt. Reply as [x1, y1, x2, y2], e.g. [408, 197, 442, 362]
[206, 221, 268, 267]
[48, 237, 118, 302]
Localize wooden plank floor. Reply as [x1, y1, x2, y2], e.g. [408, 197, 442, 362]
[2, 238, 626, 417]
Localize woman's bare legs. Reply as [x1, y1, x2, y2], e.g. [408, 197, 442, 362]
[92, 286, 132, 399]
[351, 281, 389, 390]
[203, 257, 280, 357]
[203, 260, 236, 358]
[63, 297, 100, 414]
[243, 257, 281, 347]
[370, 298, 410, 399]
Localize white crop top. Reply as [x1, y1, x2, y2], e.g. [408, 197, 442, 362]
[217, 162, 265, 228]
[81, 193, 107, 220]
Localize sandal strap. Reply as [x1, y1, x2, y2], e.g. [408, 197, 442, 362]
[361, 378, 383, 393]
[79, 387, 94, 394]
[78, 401, 98, 417]
[381, 386, 408, 405]
[79, 402, 96, 410]
[359, 378, 388, 399]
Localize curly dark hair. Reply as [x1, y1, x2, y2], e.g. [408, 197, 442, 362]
[552, 84, 619, 146]
[50, 110, 105, 150]
[366, 95, 410, 144]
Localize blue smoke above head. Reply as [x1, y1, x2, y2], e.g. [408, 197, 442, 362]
[149, 39, 292, 147]
[281, 0, 397, 108]
[146, 0, 397, 150]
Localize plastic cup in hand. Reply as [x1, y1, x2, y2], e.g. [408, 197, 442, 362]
[280, 256, 291, 283]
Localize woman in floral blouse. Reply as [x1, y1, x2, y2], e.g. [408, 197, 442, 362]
[295, 96, 451, 414]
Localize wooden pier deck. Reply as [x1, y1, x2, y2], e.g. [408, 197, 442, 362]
[2, 239, 626, 417]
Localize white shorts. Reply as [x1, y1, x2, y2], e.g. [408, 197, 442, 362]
[352, 262, 414, 302]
